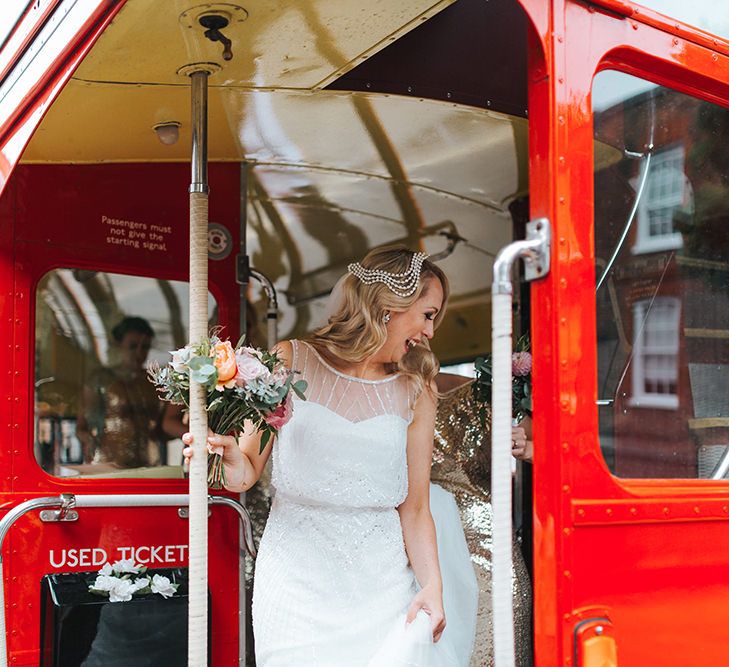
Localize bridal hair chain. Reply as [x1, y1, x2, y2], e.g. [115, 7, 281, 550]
[347, 252, 429, 298]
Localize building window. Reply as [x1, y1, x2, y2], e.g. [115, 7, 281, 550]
[630, 297, 680, 409]
[633, 145, 687, 254]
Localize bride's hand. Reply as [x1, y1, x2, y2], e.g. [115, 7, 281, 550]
[182, 431, 248, 490]
[405, 584, 446, 642]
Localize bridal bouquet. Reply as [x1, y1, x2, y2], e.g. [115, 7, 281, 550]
[149, 332, 307, 488]
[473, 334, 532, 424]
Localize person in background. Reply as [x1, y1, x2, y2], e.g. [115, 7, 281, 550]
[77, 316, 164, 469]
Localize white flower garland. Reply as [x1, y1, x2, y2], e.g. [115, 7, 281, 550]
[88, 560, 180, 603]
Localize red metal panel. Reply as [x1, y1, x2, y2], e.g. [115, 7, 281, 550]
[1, 162, 244, 665]
[534, 1, 729, 665]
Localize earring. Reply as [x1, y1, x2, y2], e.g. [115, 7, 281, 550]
[383, 311, 391, 324]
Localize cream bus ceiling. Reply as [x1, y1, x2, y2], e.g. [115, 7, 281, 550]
[19, 0, 534, 360]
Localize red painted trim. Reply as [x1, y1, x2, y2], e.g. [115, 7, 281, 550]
[0, 0, 62, 84]
[0, 1, 127, 195]
[587, 0, 729, 58]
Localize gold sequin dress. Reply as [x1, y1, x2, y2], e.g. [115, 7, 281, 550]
[433, 383, 533, 667]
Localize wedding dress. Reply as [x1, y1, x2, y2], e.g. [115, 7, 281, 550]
[252, 340, 474, 666]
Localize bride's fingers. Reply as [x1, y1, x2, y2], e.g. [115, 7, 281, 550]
[182, 446, 193, 460]
[405, 600, 420, 625]
[431, 612, 445, 642]
[181, 432, 193, 445]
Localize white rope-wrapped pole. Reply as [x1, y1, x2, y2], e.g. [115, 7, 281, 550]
[188, 69, 210, 667]
[491, 290, 515, 667]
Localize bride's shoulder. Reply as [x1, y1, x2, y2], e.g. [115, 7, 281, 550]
[270, 339, 295, 369]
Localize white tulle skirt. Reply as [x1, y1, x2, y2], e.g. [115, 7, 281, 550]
[253, 484, 477, 666]
[368, 485, 478, 665]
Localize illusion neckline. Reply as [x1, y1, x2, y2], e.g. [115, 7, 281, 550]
[301, 341, 401, 386]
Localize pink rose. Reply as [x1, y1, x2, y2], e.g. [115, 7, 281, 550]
[264, 394, 293, 430]
[512, 351, 532, 377]
[235, 348, 269, 386]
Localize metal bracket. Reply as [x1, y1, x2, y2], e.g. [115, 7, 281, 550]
[177, 507, 212, 519]
[523, 217, 551, 282]
[39, 493, 77, 523]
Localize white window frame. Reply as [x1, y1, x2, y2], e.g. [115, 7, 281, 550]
[629, 297, 680, 409]
[632, 145, 687, 255]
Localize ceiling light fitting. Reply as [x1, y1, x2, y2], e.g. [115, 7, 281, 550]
[153, 121, 181, 145]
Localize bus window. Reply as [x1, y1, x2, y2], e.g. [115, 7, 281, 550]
[593, 70, 729, 479]
[35, 268, 217, 479]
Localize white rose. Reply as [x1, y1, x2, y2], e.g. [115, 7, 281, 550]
[108, 578, 137, 603]
[111, 558, 141, 575]
[151, 573, 178, 599]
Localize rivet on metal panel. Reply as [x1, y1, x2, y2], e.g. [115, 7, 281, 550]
[562, 485, 570, 493]
[486, 100, 491, 107]
[563, 527, 571, 535]
[577, 508, 585, 517]
[407, 86, 413, 93]
[563, 570, 571, 578]
[694, 506, 700, 514]
[560, 278, 568, 289]
[560, 399, 569, 410]
[595, 625, 604, 635]
[560, 317, 567, 325]
[561, 359, 568, 368]
[630, 507, 637, 515]
[663, 507, 670, 515]
[563, 443, 570, 453]
[559, 197, 565, 204]
[631, 21, 638, 30]
[559, 156, 565, 166]
[673, 38, 679, 45]
[712, 53, 718, 62]
[723, 506, 728, 513]
[557, 36, 563, 43]
[605, 508, 613, 516]
[558, 115, 565, 124]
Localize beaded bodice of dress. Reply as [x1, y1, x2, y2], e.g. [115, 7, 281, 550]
[270, 340, 414, 509]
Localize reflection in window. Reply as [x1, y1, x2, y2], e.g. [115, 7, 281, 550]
[594, 70, 729, 479]
[35, 269, 217, 479]
[630, 298, 680, 408]
[634, 146, 688, 253]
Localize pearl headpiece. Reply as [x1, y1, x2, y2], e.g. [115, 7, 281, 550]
[347, 252, 429, 298]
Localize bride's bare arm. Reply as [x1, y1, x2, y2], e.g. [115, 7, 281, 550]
[182, 340, 293, 492]
[398, 383, 446, 641]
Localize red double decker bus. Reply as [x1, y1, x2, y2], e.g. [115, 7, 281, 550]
[0, 0, 728, 664]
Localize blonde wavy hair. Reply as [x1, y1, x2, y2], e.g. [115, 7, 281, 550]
[307, 245, 449, 398]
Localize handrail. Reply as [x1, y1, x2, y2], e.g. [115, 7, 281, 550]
[0, 492, 256, 667]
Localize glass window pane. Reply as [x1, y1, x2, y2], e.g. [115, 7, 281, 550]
[35, 269, 217, 479]
[594, 70, 729, 479]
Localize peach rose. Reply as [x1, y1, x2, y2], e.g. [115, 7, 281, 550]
[213, 341, 238, 383]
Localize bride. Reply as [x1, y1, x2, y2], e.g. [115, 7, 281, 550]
[184, 246, 471, 665]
